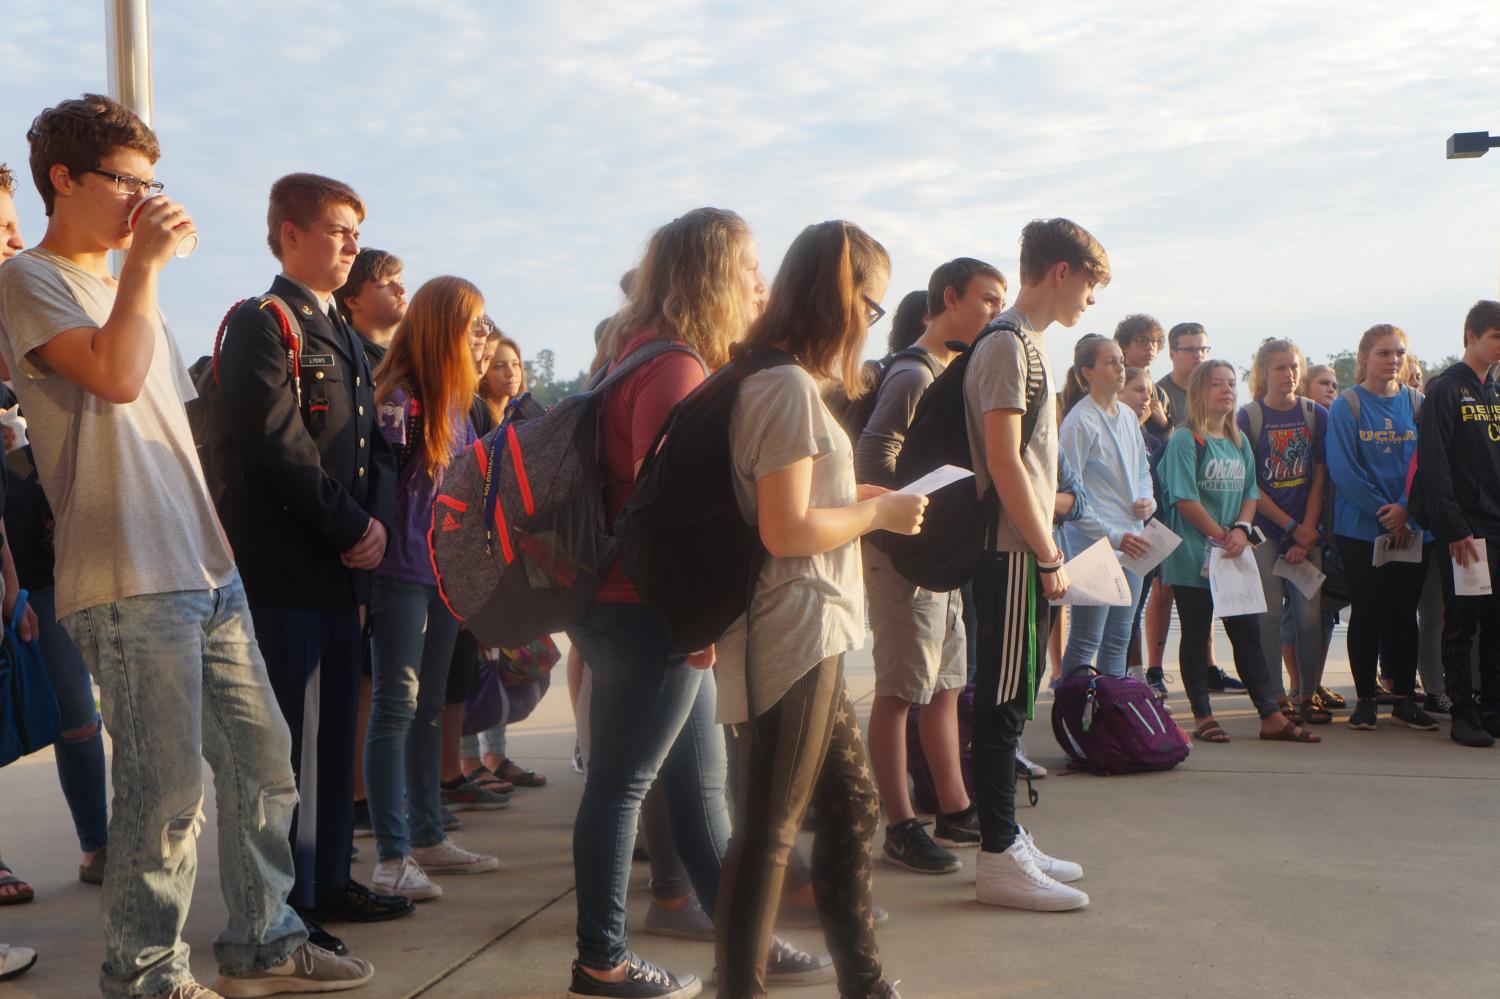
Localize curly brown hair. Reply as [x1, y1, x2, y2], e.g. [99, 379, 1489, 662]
[26, 93, 160, 215]
[0, 162, 16, 196]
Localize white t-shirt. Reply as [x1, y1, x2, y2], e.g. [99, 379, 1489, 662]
[716, 364, 865, 725]
[0, 249, 235, 617]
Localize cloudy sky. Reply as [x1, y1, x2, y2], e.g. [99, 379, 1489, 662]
[3, 0, 1499, 384]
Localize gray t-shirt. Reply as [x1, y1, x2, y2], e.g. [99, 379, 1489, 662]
[0, 249, 235, 618]
[1157, 373, 1190, 429]
[853, 352, 943, 487]
[716, 364, 864, 725]
[963, 307, 1057, 552]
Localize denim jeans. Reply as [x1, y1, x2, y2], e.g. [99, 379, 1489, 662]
[567, 601, 731, 970]
[458, 722, 507, 761]
[366, 575, 462, 861]
[61, 575, 306, 998]
[31, 585, 109, 853]
[1254, 542, 1324, 699]
[1062, 566, 1143, 678]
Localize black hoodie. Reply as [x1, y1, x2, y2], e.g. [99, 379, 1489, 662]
[1414, 360, 1500, 543]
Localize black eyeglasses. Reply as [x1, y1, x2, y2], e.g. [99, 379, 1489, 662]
[87, 168, 164, 197]
[862, 294, 886, 326]
[1133, 335, 1165, 349]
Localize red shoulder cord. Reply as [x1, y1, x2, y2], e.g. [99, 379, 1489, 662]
[212, 298, 302, 408]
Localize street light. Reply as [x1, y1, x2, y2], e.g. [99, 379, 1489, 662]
[1448, 131, 1500, 159]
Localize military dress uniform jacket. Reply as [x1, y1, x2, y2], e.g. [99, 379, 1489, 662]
[213, 275, 396, 608]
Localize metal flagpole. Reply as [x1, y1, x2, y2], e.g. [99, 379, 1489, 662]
[105, 0, 152, 273]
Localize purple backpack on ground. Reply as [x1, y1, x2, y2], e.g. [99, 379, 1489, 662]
[1051, 671, 1190, 775]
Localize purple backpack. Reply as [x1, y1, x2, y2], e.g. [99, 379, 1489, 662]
[1051, 671, 1190, 775]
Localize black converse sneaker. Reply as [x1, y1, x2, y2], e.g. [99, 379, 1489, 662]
[766, 939, 835, 985]
[883, 818, 961, 873]
[567, 955, 701, 999]
[933, 806, 982, 849]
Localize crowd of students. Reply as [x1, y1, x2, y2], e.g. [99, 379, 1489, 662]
[1, 92, 1498, 999]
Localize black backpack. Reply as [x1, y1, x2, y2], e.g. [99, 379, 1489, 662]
[614, 345, 797, 654]
[823, 347, 943, 448]
[875, 320, 1044, 592]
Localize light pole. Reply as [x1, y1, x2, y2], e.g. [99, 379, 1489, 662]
[105, 0, 151, 274]
[1447, 132, 1500, 160]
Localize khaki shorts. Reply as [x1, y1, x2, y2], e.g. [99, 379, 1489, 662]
[862, 541, 967, 704]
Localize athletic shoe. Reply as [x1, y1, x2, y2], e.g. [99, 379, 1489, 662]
[410, 837, 499, 875]
[1145, 668, 1169, 698]
[1017, 826, 1083, 883]
[351, 799, 373, 839]
[1391, 698, 1440, 731]
[214, 942, 373, 997]
[1015, 742, 1048, 779]
[440, 806, 462, 832]
[883, 818, 961, 874]
[933, 806, 982, 849]
[567, 955, 700, 999]
[441, 774, 513, 812]
[1451, 710, 1496, 748]
[1422, 693, 1454, 717]
[1347, 698, 1379, 731]
[1206, 667, 1246, 692]
[975, 841, 1088, 911]
[766, 939, 835, 985]
[572, 740, 586, 775]
[371, 855, 443, 901]
[643, 895, 713, 942]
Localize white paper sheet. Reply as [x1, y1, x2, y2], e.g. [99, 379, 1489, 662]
[1272, 556, 1325, 600]
[1117, 519, 1183, 576]
[1051, 537, 1133, 607]
[897, 464, 974, 497]
[1371, 533, 1423, 567]
[1208, 548, 1268, 617]
[1453, 539, 1493, 596]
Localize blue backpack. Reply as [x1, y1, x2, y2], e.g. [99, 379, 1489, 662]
[1051, 670, 1189, 775]
[1, 590, 60, 767]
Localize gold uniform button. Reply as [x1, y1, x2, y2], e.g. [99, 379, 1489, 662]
[358, 467, 366, 477]
[358, 405, 365, 416]
[314, 371, 325, 380]
[356, 376, 362, 386]
[359, 437, 367, 448]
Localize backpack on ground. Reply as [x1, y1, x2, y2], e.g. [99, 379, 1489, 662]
[823, 347, 944, 453]
[1050, 670, 1189, 775]
[187, 295, 305, 506]
[429, 340, 701, 648]
[874, 320, 1044, 592]
[613, 345, 797, 654]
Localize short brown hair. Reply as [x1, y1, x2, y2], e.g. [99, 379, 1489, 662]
[1113, 313, 1162, 350]
[925, 257, 1005, 319]
[1018, 218, 1110, 288]
[26, 93, 160, 215]
[334, 248, 403, 320]
[1464, 300, 1500, 345]
[1168, 321, 1207, 350]
[0, 163, 15, 196]
[266, 172, 365, 260]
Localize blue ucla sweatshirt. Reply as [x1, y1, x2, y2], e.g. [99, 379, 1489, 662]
[1327, 384, 1422, 542]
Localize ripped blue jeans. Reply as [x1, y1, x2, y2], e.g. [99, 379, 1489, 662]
[62, 574, 307, 998]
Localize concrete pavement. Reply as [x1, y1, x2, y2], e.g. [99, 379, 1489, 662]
[3, 632, 1498, 998]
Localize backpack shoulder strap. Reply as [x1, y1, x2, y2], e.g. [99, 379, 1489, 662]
[590, 340, 706, 395]
[1300, 397, 1316, 438]
[1001, 323, 1047, 453]
[1407, 385, 1423, 423]
[1340, 387, 1361, 425]
[1191, 431, 1208, 476]
[1243, 401, 1263, 444]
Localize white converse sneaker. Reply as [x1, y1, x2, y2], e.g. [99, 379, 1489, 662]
[975, 841, 1088, 911]
[1018, 826, 1083, 883]
[410, 837, 499, 874]
[372, 855, 443, 900]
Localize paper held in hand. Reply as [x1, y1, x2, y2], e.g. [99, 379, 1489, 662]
[897, 464, 973, 497]
[1272, 556, 1325, 600]
[1117, 519, 1182, 576]
[1453, 538, 1493, 596]
[1050, 537, 1133, 607]
[1372, 533, 1422, 567]
[1208, 547, 1267, 617]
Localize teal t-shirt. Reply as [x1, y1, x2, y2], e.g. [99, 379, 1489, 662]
[1161, 428, 1260, 588]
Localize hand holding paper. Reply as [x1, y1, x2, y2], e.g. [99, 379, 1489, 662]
[1118, 519, 1182, 576]
[898, 464, 973, 498]
[1272, 556, 1325, 600]
[1051, 538, 1133, 606]
[1453, 538, 1492, 596]
[1208, 548, 1267, 617]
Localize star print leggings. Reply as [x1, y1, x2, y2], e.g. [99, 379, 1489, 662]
[715, 655, 888, 999]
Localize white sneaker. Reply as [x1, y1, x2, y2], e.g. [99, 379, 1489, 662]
[1018, 826, 1083, 883]
[372, 855, 443, 900]
[975, 841, 1088, 911]
[1014, 741, 1048, 779]
[410, 837, 499, 874]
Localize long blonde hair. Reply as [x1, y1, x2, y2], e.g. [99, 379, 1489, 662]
[1248, 337, 1303, 401]
[595, 208, 754, 373]
[1354, 324, 1408, 384]
[374, 276, 483, 476]
[1186, 359, 1241, 444]
[1299, 363, 1334, 398]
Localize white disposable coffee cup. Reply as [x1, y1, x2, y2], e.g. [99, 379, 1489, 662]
[129, 197, 198, 258]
